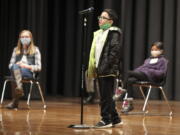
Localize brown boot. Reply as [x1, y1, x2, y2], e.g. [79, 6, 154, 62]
[5, 98, 19, 109]
[5, 87, 24, 109]
[15, 87, 24, 98]
[13, 68, 23, 92]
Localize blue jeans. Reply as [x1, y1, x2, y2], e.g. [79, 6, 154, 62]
[11, 64, 33, 79]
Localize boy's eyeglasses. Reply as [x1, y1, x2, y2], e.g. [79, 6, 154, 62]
[98, 16, 111, 20]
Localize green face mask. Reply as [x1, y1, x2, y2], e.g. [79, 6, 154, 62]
[99, 23, 112, 30]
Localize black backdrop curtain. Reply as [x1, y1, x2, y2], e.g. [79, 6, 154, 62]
[0, 0, 180, 100]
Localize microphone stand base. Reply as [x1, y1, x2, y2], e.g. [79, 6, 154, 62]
[68, 124, 93, 129]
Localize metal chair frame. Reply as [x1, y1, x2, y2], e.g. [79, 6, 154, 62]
[127, 81, 172, 116]
[0, 76, 47, 109]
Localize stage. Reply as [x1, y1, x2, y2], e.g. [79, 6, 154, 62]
[0, 98, 180, 135]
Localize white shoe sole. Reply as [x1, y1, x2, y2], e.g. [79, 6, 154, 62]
[94, 123, 113, 128]
[113, 121, 123, 127]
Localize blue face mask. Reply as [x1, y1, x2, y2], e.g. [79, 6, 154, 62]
[99, 23, 112, 30]
[20, 38, 31, 45]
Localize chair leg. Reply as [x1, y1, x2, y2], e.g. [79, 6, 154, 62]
[36, 82, 46, 109]
[27, 81, 33, 107]
[159, 87, 173, 116]
[1, 80, 9, 104]
[142, 85, 152, 112]
[139, 86, 146, 100]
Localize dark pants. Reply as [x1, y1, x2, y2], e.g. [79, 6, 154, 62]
[123, 71, 150, 97]
[124, 71, 149, 88]
[98, 76, 120, 123]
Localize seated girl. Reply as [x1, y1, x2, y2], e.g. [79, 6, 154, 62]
[113, 41, 168, 113]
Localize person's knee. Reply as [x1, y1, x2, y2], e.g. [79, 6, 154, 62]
[127, 77, 137, 85]
[21, 68, 33, 78]
[11, 64, 20, 71]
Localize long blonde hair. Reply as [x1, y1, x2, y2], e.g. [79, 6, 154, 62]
[15, 30, 36, 55]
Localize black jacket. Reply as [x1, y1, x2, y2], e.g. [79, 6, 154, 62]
[97, 28, 123, 77]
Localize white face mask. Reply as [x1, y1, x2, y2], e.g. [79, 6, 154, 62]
[151, 50, 162, 57]
[20, 38, 31, 45]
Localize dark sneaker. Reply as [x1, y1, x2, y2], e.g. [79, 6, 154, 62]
[121, 97, 134, 113]
[94, 121, 113, 128]
[113, 121, 123, 127]
[112, 118, 123, 127]
[113, 87, 126, 101]
[83, 92, 95, 104]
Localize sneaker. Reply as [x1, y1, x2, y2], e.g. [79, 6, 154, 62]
[113, 87, 126, 101]
[94, 121, 113, 128]
[83, 92, 95, 104]
[112, 119, 123, 127]
[113, 121, 123, 127]
[121, 98, 134, 113]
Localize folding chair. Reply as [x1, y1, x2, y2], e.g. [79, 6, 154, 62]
[127, 77, 172, 116]
[0, 75, 47, 109]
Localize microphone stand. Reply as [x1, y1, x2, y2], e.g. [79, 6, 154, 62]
[68, 14, 93, 129]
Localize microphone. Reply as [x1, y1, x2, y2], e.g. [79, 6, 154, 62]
[79, 7, 94, 15]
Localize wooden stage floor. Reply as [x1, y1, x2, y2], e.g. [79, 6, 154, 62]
[0, 98, 180, 135]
